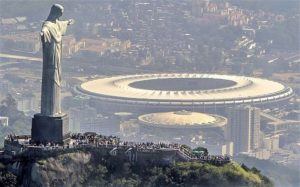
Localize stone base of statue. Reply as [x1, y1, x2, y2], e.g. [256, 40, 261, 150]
[31, 113, 69, 144]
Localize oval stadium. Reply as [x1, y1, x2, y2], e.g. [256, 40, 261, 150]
[138, 110, 227, 130]
[76, 73, 293, 113]
[137, 110, 227, 141]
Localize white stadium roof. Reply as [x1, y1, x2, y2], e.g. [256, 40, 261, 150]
[78, 73, 293, 106]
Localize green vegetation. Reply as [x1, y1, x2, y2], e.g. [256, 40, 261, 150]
[1, 147, 273, 186]
[192, 146, 209, 156]
[44, 149, 271, 187]
[0, 162, 17, 187]
[80, 157, 273, 187]
[0, 95, 31, 147]
[235, 155, 300, 187]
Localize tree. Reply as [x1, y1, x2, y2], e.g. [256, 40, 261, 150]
[0, 171, 17, 187]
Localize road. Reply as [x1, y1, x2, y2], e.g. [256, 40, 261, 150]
[0, 53, 41, 62]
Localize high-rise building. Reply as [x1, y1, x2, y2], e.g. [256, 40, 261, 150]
[225, 105, 260, 154]
[221, 142, 234, 156]
[264, 135, 280, 151]
[15, 92, 38, 113]
[0, 81, 10, 97]
[68, 106, 120, 135]
[69, 106, 97, 133]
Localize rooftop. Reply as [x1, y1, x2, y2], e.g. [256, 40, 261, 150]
[78, 73, 293, 106]
[138, 110, 227, 128]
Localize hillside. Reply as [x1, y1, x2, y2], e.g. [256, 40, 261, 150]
[235, 155, 300, 187]
[0, 95, 30, 147]
[1, 149, 273, 187]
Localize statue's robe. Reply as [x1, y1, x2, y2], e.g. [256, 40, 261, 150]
[40, 20, 68, 116]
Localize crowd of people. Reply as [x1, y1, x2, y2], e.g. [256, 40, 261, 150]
[4, 133, 231, 164]
[70, 133, 181, 151]
[193, 155, 231, 164]
[70, 133, 120, 147]
[69, 133, 231, 164]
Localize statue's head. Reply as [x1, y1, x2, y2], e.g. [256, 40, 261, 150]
[47, 4, 64, 21]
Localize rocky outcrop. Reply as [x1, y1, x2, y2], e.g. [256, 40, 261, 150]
[26, 152, 91, 187]
[2, 148, 272, 187]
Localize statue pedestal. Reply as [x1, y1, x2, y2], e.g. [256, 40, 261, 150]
[31, 113, 69, 144]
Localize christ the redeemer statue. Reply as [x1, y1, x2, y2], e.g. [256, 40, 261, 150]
[40, 4, 74, 116]
[31, 4, 73, 144]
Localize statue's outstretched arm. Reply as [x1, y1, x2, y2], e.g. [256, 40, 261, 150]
[68, 19, 75, 25]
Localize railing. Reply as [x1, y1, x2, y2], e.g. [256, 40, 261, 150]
[4, 134, 231, 165]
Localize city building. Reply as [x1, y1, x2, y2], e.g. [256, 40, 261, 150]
[79, 115, 118, 136]
[68, 106, 97, 133]
[225, 105, 261, 154]
[120, 119, 139, 138]
[264, 135, 280, 151]
[0, 116, 9, 126]
[241, 149, 271, 160]
[68, 106, 120, 135]
[62, 35, 84, 58]
[15, 92, 38, 114]
[78, 38, 131, 57]
[0, 32, 40, 53]
[0, 81, 10, 97]
[221, 142, 234, 156]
